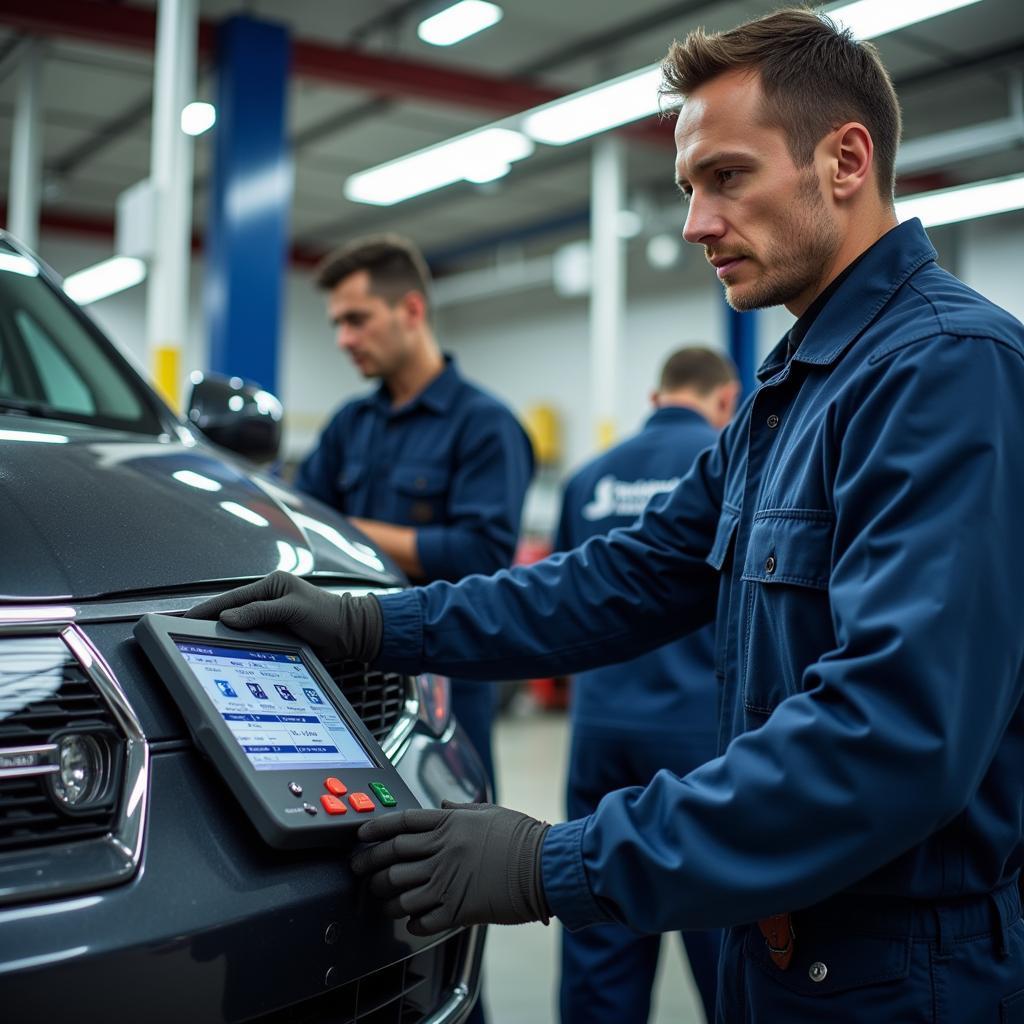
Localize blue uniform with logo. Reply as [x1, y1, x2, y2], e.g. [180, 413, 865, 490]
[555, 405, 721, 1023]
[374, 221, 1024, 1022]
[296, 355, 534, 795]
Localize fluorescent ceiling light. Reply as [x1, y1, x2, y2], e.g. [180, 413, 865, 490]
[826, 0, 984, 40]
[521, 0, 981, 147]
[63, 256, 146, 305]
[896, 173, 1024, 228]
[0, 253, 38, 277]
[345, 127, 533, 206]
[417, 2, 503, 46]
[347, 0, 986, 206]
[523, 65, 664, 146]
[180, 101, 216, 136]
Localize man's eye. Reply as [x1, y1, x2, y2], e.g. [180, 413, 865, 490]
[718, 169, 741, 185]
[678, 188, 692, 204]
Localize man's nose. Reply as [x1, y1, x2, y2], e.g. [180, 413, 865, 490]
[682, 196, 725, 246]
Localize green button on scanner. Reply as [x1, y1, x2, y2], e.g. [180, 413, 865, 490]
[369, 782, 397, 807]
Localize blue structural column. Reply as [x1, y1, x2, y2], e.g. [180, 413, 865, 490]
[725, 304, 758, 398]
[205, 16, 291, 394]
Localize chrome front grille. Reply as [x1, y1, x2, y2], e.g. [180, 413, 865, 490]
[0, 616, 148, 906]
[324, 660, 410, 745]
[0, 639, 119, 852]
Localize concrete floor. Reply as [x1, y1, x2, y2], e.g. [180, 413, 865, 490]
[477, 706, 707, 1024]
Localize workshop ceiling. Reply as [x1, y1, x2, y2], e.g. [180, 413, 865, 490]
[0, 0, 1022, 275]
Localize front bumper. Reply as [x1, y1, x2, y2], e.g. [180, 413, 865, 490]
[0, 601, 489, 1023]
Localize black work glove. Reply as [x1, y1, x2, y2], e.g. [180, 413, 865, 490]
[185, 570, 382, 663]
[350, 801, 551, 936]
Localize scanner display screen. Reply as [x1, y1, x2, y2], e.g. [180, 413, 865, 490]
[175, 641, 374, 771]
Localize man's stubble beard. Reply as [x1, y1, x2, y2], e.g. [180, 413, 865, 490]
[725, 172, 842, 312]
[374, 315, 413, 384]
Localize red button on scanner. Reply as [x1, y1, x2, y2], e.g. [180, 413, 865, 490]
[320, 794, 347, 815]
[348, 792, 375, 813]
[324, 777, 347, 797]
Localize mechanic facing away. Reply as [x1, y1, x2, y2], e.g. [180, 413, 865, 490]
[554, 345, 738, 1024]
[190, 10, 1024, 1022]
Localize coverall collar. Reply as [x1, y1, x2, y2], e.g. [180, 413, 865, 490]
[644, 406, 710, 430]
[757, 218, 938, 382]
[371, 354, 461, 415]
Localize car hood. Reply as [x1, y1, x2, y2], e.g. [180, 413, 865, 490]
[1, 423, 402, 600]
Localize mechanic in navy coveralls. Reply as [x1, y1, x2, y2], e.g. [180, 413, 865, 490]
[294, 234, 533, 802]
[191, 10, 1024, 1021]
[293, 237, 532, 1024]
[555, 345, 738, 1024]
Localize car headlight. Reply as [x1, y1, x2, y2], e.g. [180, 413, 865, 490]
[415, 674, 451, 737]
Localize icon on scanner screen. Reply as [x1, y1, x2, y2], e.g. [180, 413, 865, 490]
[275, 684, 296, 702]
[247, 682, 269, 700]
[214, 679, 237, 699]
[303, 688, 323, 705]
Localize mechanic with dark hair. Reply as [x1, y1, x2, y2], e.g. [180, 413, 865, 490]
[191, 10, 1024, 1021]
[554, 345, 737, 1024]
[290, 233, 533, 1024]
[295, 233, 533, 800]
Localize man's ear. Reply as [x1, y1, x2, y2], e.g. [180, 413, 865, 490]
[650, 390, 662, 410]
[399, 289, 428, 328]
[827, 121, 874, 202]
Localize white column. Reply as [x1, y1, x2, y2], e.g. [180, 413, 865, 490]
[8, 38, 43, 252]
[146, 0, 199, 410]
[589, 136, 626, 449]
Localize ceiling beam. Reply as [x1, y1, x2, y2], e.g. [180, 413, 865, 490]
[0, 0, 585, 116]
[288, 35, 561, 114]
[896, 41, 1024, 93]
[0, 0, 671, 166]
[514, 0, 725, 77]
[47, 94, 152, 179]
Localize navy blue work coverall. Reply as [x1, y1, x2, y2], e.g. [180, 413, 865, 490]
[372, 221, 1024, 1022]
[295, 355, 534, 793]
[555, 405, 721, 1024]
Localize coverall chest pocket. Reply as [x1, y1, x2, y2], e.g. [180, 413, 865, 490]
[740, 510, 835, 714]
[335, 461, 365, 503]
[390, 463, 450, 525]
[706, 505, 740, 681]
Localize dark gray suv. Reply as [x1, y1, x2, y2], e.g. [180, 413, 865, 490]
[0, 233, 486, 1022]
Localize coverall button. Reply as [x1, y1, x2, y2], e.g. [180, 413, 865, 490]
[809, 961, 828, 983]
[765, 555, 776, 575]
[767, 414, 780, 428]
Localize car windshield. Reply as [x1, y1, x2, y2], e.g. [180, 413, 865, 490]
[0, 240, 164, 434]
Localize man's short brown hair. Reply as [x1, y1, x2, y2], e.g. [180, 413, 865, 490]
[661, 7, 902, 202]
[659, 346, 737, 395]
[314, 234, 433, 313]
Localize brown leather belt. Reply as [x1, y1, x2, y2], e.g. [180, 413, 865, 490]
[758, 911, 795, 969]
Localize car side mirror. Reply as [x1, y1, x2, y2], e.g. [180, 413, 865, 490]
[186, 372, 283, 464]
